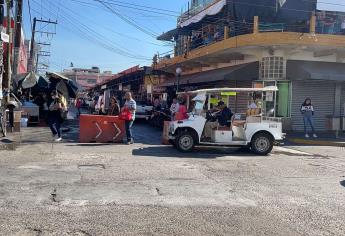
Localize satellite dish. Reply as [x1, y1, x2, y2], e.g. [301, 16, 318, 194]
[22, 72, 39, 89]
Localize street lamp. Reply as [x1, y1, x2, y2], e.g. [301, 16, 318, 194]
[175, 67, 182, 94]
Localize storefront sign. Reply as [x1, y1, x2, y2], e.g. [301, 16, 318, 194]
[221, 92, 237, 96]
[266, 92, 274, 102]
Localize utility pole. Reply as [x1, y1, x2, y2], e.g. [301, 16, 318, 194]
[13, 0, 23, 76]
[4, 0, 12, 102]
[28, 18, 57, 73]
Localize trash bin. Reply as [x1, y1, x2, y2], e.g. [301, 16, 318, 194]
[326, 116, 342, 138]
[325, 116, 341, 131]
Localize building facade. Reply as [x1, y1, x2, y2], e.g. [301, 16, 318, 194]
[62, 67, 115, 91]
[155, 0, 345, 132]
[89, 65, 173, 107]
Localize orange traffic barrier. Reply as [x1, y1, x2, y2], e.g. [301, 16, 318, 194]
[162, 121, 171, 145]
[79, 114, 125, 143]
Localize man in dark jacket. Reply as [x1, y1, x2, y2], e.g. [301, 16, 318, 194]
[217, 101, 233, 126]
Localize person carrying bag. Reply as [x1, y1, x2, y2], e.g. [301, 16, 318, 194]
[121, 92, 136, 144]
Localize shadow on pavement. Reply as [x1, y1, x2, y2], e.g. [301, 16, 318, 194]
[284, 132, 345, 148]
[65, 143, 119, 147]
[132, 145, 257, 159]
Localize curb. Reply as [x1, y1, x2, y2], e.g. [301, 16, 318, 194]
[287, 138, 345, 147]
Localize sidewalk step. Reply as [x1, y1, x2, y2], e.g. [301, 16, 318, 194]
[287, 138, 345, 147]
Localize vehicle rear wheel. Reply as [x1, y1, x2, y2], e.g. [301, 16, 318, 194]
[176, 131, 196, 152]
[251, 133, 274, 155]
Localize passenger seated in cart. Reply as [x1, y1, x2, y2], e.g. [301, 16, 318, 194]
[203, 101, 233, 139]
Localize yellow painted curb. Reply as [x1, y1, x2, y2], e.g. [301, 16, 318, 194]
[288, 138, 345, 147]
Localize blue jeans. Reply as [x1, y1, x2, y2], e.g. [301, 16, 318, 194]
[125, 120, 134, 142]
[48, 116, 61, 138]
[303, 116, 315, 134]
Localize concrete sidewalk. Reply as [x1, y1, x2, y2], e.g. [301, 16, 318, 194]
[286, 132, 345, 147]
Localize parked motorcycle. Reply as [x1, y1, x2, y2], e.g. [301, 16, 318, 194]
[149, 107, 171, 129]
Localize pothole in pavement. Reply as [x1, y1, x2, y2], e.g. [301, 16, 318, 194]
[340, 180, 345, 188]
[77, 164, 105, 170]
[0, 139, 17, 151]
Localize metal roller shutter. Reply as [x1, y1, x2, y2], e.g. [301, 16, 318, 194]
[234, 80, 253, 113]
[217, 80, 252, 113]
[291, 80, 335, 131]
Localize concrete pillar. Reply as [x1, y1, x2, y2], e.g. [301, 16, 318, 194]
[334, 83, 342, 116]
[310, 14, 316, 34]
[253, 16, 259, 34]
[224, 25, 229, 40]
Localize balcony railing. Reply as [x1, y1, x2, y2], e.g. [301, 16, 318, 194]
[157, 15, 345, 64]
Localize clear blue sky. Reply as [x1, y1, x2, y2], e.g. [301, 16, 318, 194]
[23, 0, 189, 73]
[317, 0, 345, 12]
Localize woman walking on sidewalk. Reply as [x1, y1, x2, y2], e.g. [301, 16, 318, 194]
[123, 92, 136, 144]
[301, 97, 317, 138]
[48, 91, 64, 142]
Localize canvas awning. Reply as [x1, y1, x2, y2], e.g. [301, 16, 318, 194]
[157, 27, 191, 41]
[287, 60, 345, 81]
[179, 0, 226, 28]
[158, 62, 259, 87]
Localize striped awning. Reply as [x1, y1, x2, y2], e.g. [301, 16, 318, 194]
[179, 0, 226, 28]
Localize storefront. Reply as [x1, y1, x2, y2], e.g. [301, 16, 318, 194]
[287, 60, 345, 131]
[155, 62, 259, 111]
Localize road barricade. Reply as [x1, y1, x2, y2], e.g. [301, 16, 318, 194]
[79, 114, 125, 143]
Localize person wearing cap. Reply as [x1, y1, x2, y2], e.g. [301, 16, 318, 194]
[216, 101, 233, 127]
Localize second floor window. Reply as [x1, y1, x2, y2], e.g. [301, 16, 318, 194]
[260, 57, 284, 80]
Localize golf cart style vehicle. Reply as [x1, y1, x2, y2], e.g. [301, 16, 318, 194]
[168, 87, 284, 155]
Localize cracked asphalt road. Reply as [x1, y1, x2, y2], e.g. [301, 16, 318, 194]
[0, 123, 344, 235]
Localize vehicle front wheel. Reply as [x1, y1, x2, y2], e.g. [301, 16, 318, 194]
[176, 131, 196, 152]
[251, 133, 274, 155]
